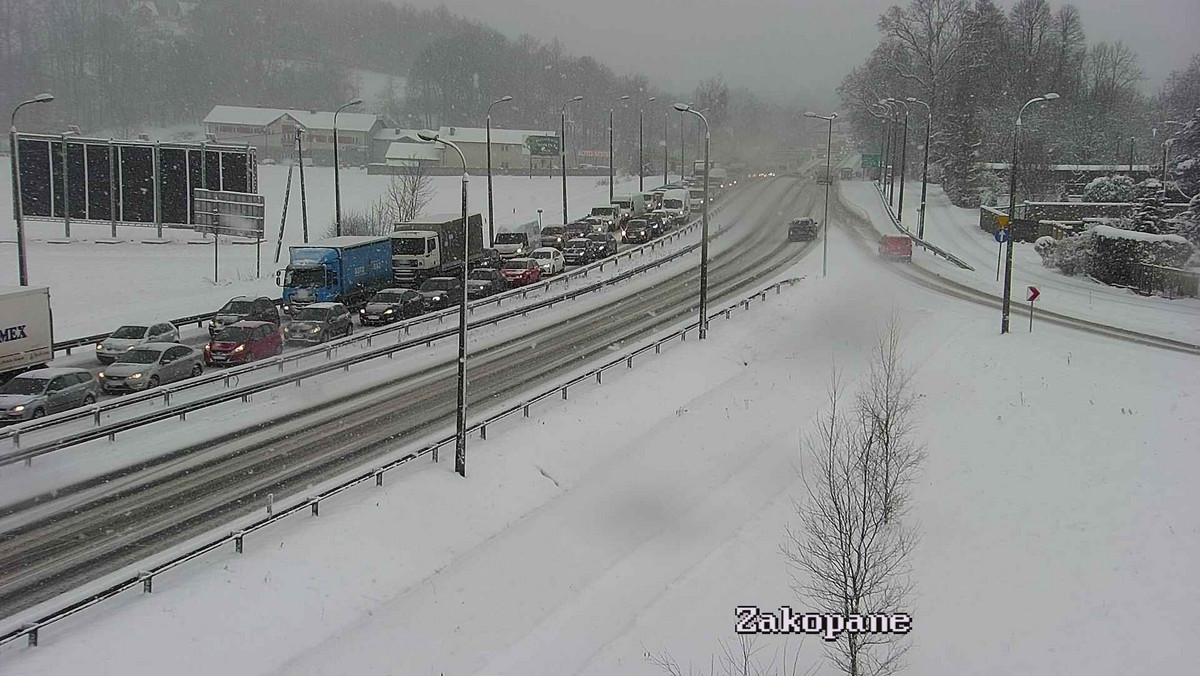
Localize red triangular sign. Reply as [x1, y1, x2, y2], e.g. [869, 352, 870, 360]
[1027, 286, 1040, 302]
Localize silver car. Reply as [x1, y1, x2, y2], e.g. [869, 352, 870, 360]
[95, 322, 180, 364]
[100, 343, 204, 393]
[0, 368, 100, 422]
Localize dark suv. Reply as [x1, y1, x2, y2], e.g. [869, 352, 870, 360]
[210, 296, 279, 338]
[624, 219, 651, 245]
[788, 218, 820, 242]
[586, 232, 619, 258]
[419, 277, 464, 310]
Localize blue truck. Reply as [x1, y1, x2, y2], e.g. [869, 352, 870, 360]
[278, 236, 393, 314]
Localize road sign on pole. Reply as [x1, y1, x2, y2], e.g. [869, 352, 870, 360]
[994, 228, 1009, 281]
[1027, 285, 1040, 331]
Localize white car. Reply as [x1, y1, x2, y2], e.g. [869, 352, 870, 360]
[530, 247, 565, 276]
[95, 322, 180, 364]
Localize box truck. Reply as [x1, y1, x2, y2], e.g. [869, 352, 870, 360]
[390, 213, 485, 286]
[0, 287, 53, 383]
[279, 237, 394, 313]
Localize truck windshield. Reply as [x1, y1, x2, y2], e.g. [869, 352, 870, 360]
[591, 207, 614, 216]
[495, 233, 525, 244]
[664, 199, 683, 209]
[285, 268, 327, 288]
[392, 237, 426, 256]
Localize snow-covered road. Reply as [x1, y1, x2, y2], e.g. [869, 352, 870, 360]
[4, 187, 1197, 675]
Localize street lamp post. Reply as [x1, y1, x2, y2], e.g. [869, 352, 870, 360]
[805, 111, 838, 278]
[418, 132, 470, 477]
[880, 100, 899, 206]
[59, 126, 80, 238]
[1001, 93, 1059, 334]
[639, 96, 656, 192]
[887, 98, 910, 224]
[867, 105, 889, 189]
[610, 95, 629, 204]
[485, 95, 514, 247]
[561, 95, 583, 225]
[663, 110, 669, 185]
[907, 97, 932, 239]
[1162, 139, 1174, 196]
[674, 104, 711, 339]
[10, 92, 54, 286]
[332, 98, 363, 237]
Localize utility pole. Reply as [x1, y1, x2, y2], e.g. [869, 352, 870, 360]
[676, 104, 711, 338]
[887, 98, 910, 224]
[10, 93, 54, 286]
[560, 96, 583, 225]
[907, 97, 932, 239]
[333, 98, 362, 237]
[663, 110, 669, 184]
[638, 97, 656, 191]
[806, 111, 838, 278]
[486, 95, 514, 247]
[296, 128, 309, 243]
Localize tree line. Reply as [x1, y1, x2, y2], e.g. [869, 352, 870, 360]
[838, 0, 1199, 208]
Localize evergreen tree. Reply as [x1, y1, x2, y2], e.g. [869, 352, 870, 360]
[1167, 110, 1200, 199]
[1128, 178, 1167, 234]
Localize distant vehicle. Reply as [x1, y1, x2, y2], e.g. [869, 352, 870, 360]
[0, 287, 52, 383]
[500, 258, 542, 286]
[477, 248, 503, 269]
[95, 322, 180, 365]
[359, 289, 425, 326]
[583, 215, 610, 234]
[204, 321, 282, 365]
[688, 187, 706, 211]
[530, 247, 566, 276]
[878, 234, 913, 262]
[661, 189, 691, 223]
[466, 268, 509, 298]
[494, 231, 535, 259]
[590, 205, 620, 226]
[418, 276, 464, 310]
[644, 212, 669, 237]
[100, 343, 204, 394]
[390, 213, 486, 286]
[539, 225, 569, 250]
[641, 191, 661, 211]
[788, 218, 820, 242]
[209, 296, 279, 338]
[0, 367, 99, 422]
[564, 238, 593, 266]
[586, 232, 619, 258]
[612, 194, 646, 221]
[625, 219, 651, 244]
[280, 236, 393, 314]
[564, 221, 591, 240]
[840, 167, 855, 180]
[283, 302, 353, 345]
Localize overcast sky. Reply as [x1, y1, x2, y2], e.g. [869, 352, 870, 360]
[398, 0, 1198, 103]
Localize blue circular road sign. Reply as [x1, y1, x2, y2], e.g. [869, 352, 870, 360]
[994, 228, 1010, 243]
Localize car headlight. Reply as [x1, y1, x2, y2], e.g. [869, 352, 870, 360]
[128, 373, 142, 379]
[309, 327, 321, 334]
[233, 345, 246, 353]
[209, 320, 217, 327]
[95, 343, 103, 350]
[432, 295, 443, 302]
[384, 308, 394, 315]
[359, 309, 366, 314]
[127, 345, 136, 351]
[13, 405, 25, 412]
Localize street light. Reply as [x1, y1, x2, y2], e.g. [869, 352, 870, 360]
[886, 98, 911, 224]
[561, 95, 584, 225]
[879, 99, 899, 205]
[10, 92, 54, 286]
[485, 95, 514, 247]
[1001, 92, 1059, 335]
[805, 111, 838, 278]
[610, 95, 630, 204]
[332, 98, 362, 237]
[907, 97, 932, 239]
[680, 101, 693, 180]
[866, 104, 889, 190]
[674, 103, 712, 339]
[639, 96, 656, 192]
[417, 131, 470, 477]
[663, 109, 669, 185]
[59, 126, 80, 239]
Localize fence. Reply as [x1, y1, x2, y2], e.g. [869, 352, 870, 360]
[1134, 263, 1199, 299]
[0, 276, 802, 651]
[51, 301, 282, 356]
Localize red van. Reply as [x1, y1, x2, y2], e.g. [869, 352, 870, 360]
[878, 235, 913, 262]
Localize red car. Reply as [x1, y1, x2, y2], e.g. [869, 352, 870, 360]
[878, 234, 913, 262]
[203, 320, 283, 365]
[500, 258, 542, 286]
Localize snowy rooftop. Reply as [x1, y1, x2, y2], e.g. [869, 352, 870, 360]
[1091, 224, 1191, 244]
[437, 126, 556, 146]
[979, 162, 1157, 172]
[203, 105, 380, 133]
[385, 142, 442, 162]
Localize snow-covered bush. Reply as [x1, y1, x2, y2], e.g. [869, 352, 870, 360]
[1034, 236, 1057, 267]
[1050, 233, 1094, 276]
[976, 171, 1003, 207]
[1083, 175, 1134, 203]
[1090, 225, 1195, 285]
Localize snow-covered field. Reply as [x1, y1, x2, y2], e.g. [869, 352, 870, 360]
[0, 163, 674, 338]
[4, 206, 1196, 675]
[841, 177, 1200, 343]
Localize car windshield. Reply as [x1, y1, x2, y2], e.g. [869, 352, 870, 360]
[285, 267, 327, 288]
[501, 260, 531, 269]
[117, 349, 162, 364]
[541, 227, 565, 237]
[0, 377, 48, 395]
[110, 325, 147, 339]
[420, 279, 457, 291]
[567, 239, 589, 248]
[495, 233, 525, 244]
[220, 300, 254, 314]
[468, 269, 496, 280]
[391, 236, 425, 256]
[531, 251, 552, 259]
[215, 326, 252, 342]
[587, 234, 607, 242]
[372, 293, 404, 303]
[628, 221, 646, 229]
[294, 308, 330, 321]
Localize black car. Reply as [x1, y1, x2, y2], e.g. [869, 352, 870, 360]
[477, 248, 503, 269]
[644, 213, 668, 237]
[466, 268, 509, 298]
[359, 288, 425, 326]
[209, 295, 279, 338]
[788, 218, 820, 242]
[624, 219, 651, 245]
[539, 226, 569, 250]
[586, 232, 619, 258]
[563, 238, 593, 266]
[418, 276, 464, 310]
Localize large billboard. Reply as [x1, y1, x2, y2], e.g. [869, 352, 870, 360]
[525, 135, 560, 157]
[12, 134, 257, 228]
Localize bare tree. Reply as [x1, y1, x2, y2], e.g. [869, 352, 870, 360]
[785, 357, 920, 676]
[325, 196, 391, 238]
[646, 636, 815, 676]
[386, 164, 436, 224]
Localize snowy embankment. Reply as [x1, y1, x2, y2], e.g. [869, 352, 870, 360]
[3, 213, 1197, 675]
[0, 162, 672, 338]
[841, 178, 1200, 343]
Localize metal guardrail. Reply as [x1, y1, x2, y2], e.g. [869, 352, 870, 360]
[871, 182, 975, 271]
[0, 193, 747, 464]
[0, 276, 802, 651]
[5, 193, 740, 448]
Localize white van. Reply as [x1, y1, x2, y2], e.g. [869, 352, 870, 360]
[612, 194, 646, 221]
[661, 188, 691, 224]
